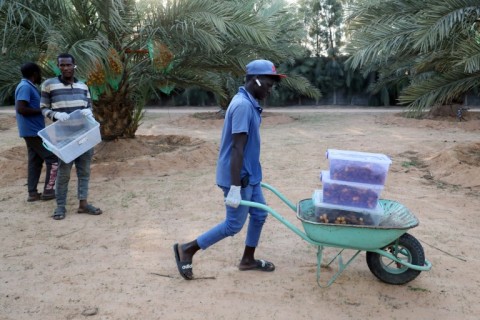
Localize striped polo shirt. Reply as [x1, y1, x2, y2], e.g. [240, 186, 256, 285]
[40, 76, 92, 120]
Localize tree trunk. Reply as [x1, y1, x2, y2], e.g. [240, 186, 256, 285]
[93, 84, 136, 140]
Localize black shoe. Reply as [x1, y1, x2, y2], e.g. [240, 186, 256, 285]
[41, 190, 55, 201]
[27, 192, 42, 202]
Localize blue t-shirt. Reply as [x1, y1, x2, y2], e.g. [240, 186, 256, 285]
[15, 79, 45, 137]
[216, 87, 263, 187]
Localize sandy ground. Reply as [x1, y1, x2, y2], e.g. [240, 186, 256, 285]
[0, 108, 479, 320]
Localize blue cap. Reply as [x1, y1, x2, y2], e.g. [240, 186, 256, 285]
[246, 59, 286, 78]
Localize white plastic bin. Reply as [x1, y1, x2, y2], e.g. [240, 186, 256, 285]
[38, 109, 101, 163]
[312, 190, 383, 225]
[326, 149, 392, 185]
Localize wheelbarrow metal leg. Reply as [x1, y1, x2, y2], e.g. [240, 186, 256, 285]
[325, 248, 346, 268]
[316, 246, 362, 288]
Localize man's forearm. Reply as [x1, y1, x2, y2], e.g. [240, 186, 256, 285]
[230, 132, 247, 186]
[16, 101, 41, 116]
[41, 108, 56, 120]
[230, 148, 243, 186]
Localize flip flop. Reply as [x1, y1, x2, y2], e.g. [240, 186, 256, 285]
[239, 259, 275, 272]
[173, 243, 193, 280]
[77, 204, 103, 215]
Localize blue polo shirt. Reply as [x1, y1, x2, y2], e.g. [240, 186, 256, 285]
[216, 87, 263, 187]
[15, 79, 45, 137]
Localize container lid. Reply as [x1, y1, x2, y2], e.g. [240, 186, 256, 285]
[326, 149, 392, 164]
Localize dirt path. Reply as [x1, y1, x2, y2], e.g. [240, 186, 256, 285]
[0, 110, 479, 320]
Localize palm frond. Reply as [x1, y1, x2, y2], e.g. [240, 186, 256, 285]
[346, 0, 480, 112]
[412, 0, 480, 52]
[346, 18, 418, 69]
[0, 58, 26, 103]
[453, 35, 480, 73]
[399, 69, 480, 112]
[280, 75, 322, 100]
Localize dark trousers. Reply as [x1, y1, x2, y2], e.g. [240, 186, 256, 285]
[24, 137, 59, 194]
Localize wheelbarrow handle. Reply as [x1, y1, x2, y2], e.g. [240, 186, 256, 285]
[239, 199, 315, 245]
[239, 182, 318, 245]
[259, 182, 297, 211]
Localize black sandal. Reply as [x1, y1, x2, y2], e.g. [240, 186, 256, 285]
[52, 207, 66, 220]
[77, 204, 102, 215]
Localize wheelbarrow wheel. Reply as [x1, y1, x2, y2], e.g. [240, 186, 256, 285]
[366, 233, 425, 285]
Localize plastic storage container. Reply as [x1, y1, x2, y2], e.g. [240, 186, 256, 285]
[320, 170, 384, 209]
[326, 149, 392, 185]
[312, 190, 383, 226]
[38, 110, 101, 163]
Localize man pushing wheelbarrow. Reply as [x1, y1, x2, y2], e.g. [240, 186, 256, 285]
[173, 59, 287, 280]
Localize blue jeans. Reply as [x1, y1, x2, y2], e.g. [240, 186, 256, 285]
[197, 183, 268, 250]
[55, 148, 94, 208]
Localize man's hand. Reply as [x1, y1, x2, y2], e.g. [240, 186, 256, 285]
[80, 109, 93, 117]
[225, 185, 241, 208]
[53, 112, 70, 121]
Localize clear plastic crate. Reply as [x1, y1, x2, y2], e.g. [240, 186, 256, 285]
[38, 109, 101, 163]
[326, 149, 391, 185]
[312, 190, 383, 225]
[320, 170, 384, 209]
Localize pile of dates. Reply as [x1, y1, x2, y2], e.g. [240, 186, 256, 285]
[323, 185, 379, 209]
[330, 162, 386, 184]
[313, 209, 375, 225]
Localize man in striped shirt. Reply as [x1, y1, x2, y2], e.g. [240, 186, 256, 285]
[41, 53, 102, 220]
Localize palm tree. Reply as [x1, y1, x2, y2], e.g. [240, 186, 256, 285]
[209, 0, 322, 109]
[1, 0, 320, 139]
[344, 0, 480, 116]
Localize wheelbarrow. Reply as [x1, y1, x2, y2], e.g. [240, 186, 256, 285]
[239, 182, 432, 287]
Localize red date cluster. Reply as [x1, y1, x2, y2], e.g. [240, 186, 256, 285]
[330, 162, 386, 184]
[323, 185, 379, 209]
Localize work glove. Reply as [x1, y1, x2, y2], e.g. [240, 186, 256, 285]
[80, 109, 93, 117]
[53, 112, 70, 122]
[225, 185, 242, 208]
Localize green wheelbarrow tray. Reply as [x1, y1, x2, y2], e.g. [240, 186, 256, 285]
[239, 182, 432, 287]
